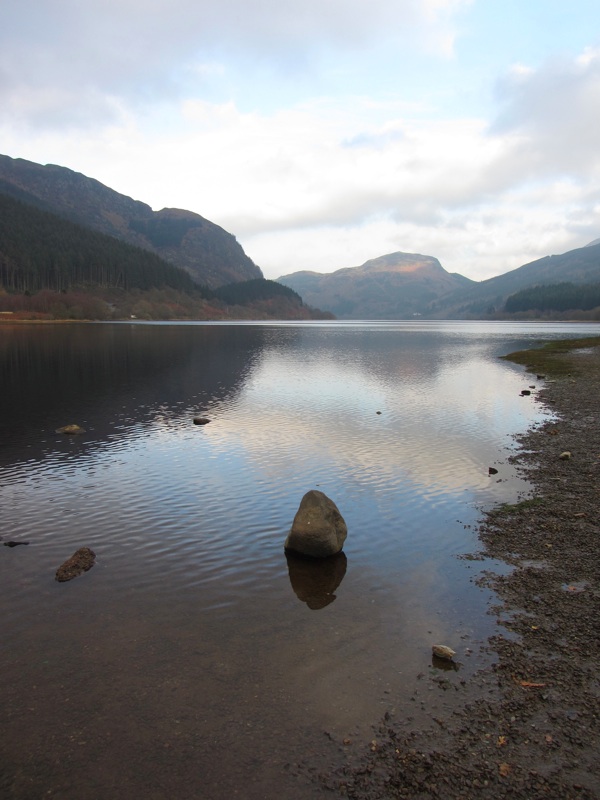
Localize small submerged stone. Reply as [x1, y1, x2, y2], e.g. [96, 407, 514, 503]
[56, 424, 86, 435]
[559, 451, 572, 460]
[193, 417, 211, 425]
[55, 547, 96, 582]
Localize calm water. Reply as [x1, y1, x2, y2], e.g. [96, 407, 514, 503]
[2, 320, 599, 799]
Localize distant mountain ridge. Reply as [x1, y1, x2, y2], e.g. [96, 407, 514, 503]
[430, 242, 600, 318]
[278, 252, 474, 319]
[0, 154, 262, 288]
[3, 153, 600, 319]
[278, 243, 600, 319]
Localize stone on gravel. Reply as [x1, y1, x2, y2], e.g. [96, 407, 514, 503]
[432, 644, 456, 661]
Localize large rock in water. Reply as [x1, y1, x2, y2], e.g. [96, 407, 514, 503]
[284, 490, 347, 558]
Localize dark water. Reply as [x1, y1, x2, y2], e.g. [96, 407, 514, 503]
[2, 320, 599, 799]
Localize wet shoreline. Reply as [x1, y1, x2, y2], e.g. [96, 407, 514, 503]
[319, 341, 600, 799]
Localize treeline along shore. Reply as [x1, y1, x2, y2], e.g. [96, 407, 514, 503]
[319, 336, 600, 799]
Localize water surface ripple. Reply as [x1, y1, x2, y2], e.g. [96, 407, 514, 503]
[2, 320, 599, 799]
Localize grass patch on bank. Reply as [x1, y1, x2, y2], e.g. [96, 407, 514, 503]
[501, 336, 600, 376]
[489, 497, 545, 517]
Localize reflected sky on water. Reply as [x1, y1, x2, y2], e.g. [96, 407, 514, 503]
[2, 320, 599, 799]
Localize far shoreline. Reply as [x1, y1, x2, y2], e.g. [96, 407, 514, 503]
[2, 316, 600, 326]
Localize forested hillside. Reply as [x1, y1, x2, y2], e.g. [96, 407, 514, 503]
[213, 278, 301, 305]
[0, 194, 199, 293]
[504, 282, 600, 317]
[0, 193, 332, 320]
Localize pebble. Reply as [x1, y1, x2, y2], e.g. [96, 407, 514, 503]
[432, 644, 456, 661]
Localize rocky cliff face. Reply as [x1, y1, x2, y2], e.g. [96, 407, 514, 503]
[0, 154, 262, 288]
[278, 252, 474, 319]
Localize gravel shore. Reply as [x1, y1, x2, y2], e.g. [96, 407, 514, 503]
[320, 342, 600, 799]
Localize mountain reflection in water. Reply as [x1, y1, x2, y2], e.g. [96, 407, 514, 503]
[0, 321, 268, 465]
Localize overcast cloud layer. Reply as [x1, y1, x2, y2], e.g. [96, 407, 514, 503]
[2, 0, 600, 280]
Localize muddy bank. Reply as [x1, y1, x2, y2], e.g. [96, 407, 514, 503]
[318, 341, 600, 799]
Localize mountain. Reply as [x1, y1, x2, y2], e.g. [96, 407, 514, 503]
[4, 153, 599, 319]
[278, 242, 600, 319]
[430, 242, 600, 318]
[0, 154, 262, 288]
[277, 252, 475, 319]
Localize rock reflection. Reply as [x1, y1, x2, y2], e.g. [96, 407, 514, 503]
[431, 655, 460, 672]
[285, 551, 347, 610]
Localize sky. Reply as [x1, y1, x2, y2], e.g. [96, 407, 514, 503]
[2, 0, 600, 282]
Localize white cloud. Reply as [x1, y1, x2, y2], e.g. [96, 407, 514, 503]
[1, 0, 468, 128]
[2, 2, 600, 283]
[491, 48, 600, 176]
[2, 75, 598, 282]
